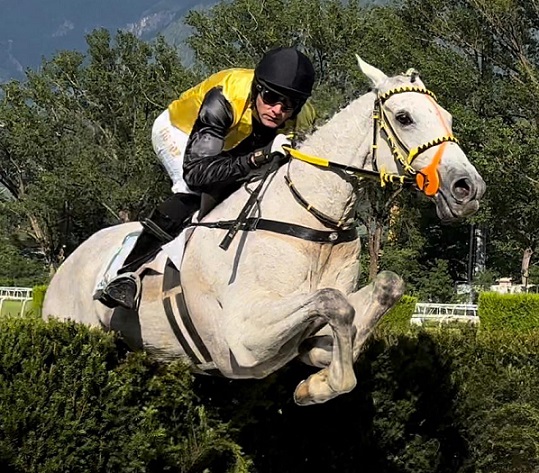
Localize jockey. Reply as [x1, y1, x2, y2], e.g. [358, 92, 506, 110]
[96, 46, 316, 310]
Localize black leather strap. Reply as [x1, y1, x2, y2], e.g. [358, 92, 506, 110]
[162, 259, 222, 376]
[193, 217, 358, 244]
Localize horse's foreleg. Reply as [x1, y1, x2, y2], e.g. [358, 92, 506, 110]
[291, 288, 357, 406]
[226, 287, 356, 406]
[348, 270, 405, 360]
[297, 270, 405, 367]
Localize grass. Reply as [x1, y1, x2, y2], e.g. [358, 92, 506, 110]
[0, 299, 34, 317]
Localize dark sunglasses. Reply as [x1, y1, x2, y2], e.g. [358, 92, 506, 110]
[256, 84, 298, 112]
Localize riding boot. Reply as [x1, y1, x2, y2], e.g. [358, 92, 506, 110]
[95, 193, 201, 310]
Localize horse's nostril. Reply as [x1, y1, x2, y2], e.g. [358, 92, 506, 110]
[452, 178, 472, 201]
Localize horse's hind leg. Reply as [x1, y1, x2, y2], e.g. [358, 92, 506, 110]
[298, 271, 405, 368]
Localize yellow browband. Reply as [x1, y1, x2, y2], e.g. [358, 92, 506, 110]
[378, 86, 437, 103]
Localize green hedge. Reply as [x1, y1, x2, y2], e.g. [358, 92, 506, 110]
[195, 327, 539, 473]
[0, 316, 250, 473]
[3, 314, 539, 472]
[478, 292, 539, 330]
[32, 284, 48, 318]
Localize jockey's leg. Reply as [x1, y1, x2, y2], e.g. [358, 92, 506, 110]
[95, 193, 200, 310]
[95, 109, 197, 310]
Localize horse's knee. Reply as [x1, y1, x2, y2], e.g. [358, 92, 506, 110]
[373, 271, 405, 307]
[315, 288, 355, 324]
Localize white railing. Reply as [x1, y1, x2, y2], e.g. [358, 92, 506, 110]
[0, 287, 33, 316]
[411, 302, 479, 326]
[0, 287, 33, 300]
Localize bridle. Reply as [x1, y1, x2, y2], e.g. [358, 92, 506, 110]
[283, 83, 460, 229]
[373, 85, 459, 196]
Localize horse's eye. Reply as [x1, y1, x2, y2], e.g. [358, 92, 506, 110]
[395, 112, 413, 126]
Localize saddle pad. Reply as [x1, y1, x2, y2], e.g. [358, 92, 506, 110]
[93, 212, 199, 296]
[160, 227, 191, 273]
[94, 230, 141, 294]
[160, 209, 201, 271]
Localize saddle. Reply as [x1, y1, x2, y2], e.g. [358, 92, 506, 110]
[93, 225, 194, 303]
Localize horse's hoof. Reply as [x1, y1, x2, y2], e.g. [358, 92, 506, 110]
[293, 380, 316, 406]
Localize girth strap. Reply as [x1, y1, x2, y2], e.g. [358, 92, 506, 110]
[193, 217, 358, 244]
[161, 259, 221, 376]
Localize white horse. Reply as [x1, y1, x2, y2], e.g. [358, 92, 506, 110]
[43, 56, 485, 406]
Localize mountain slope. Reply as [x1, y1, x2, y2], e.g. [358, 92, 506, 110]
[0, 0, 212, 81]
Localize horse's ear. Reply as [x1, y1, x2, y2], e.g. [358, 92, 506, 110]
[404, 68, 420, 83]
[355, 54, 387, 87]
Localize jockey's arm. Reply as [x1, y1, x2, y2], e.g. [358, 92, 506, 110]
[183, 87, 255, 193]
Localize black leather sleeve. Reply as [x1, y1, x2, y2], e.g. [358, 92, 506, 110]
[183, 86, 253, 192]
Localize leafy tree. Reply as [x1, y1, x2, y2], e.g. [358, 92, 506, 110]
[0, 30, 197, 273]
[400, 0, 539, 286]
[473, 268, 498, 292]
[414, 259, 458, 302]
[380, 196, 470, 300]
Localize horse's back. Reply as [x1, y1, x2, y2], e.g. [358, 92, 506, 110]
[43, 222, 142, 325]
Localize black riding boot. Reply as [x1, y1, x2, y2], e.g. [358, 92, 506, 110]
[95, 193, 201, 310]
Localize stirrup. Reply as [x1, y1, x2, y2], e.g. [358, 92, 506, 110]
[94, 272, 142, 310]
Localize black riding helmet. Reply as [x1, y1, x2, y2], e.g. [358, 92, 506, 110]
[253, 47, 315, 113]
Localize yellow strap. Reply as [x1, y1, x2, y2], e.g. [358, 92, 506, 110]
[283, 146, 330, 167]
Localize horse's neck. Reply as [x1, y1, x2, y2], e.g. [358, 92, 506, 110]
[277, 94, 375, 225]
[300, 93, 374, 165]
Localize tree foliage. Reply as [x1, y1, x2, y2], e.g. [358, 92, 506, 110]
[400, 0, 539, 282]
[0, 31, 197, 274]
[3, 0, 539, 293]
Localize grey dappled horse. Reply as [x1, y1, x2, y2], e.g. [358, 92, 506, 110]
[43, 56, 486, 406]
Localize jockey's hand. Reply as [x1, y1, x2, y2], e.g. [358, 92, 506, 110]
[249, 134, 292, 168]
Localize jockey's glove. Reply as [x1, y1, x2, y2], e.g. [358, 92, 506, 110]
[248, 134, 292, 169]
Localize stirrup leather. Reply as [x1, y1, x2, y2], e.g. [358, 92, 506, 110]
[141, 218, 174, 243]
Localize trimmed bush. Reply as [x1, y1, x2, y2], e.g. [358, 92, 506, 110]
[32, 285, 48, 318]
[377, 294, 417, 333]
[195, 328, 539, 473]
[478, 292, 539, 330]
[0, 315, 250, 473]
[3, 313, 539, 472]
